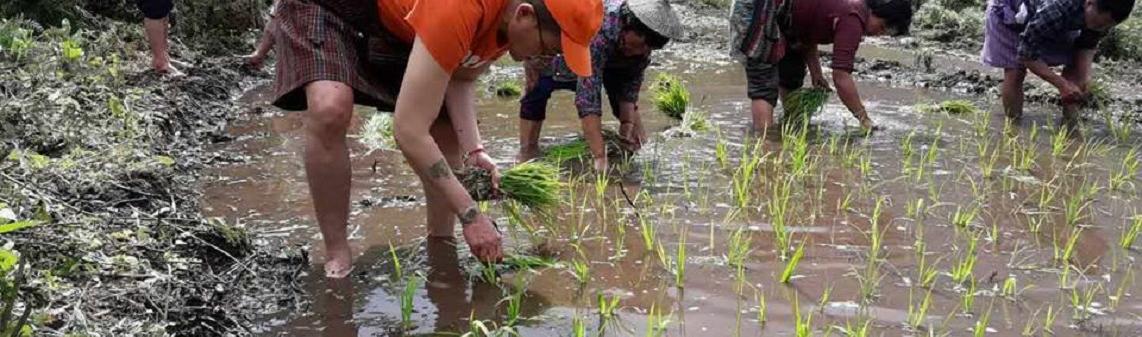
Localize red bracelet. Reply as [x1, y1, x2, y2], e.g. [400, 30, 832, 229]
[466, 147, 485, 159]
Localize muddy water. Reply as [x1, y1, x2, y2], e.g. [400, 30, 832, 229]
[204, 47, 1142, 336]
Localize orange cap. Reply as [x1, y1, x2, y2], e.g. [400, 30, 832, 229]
[545, 0, 604, 77]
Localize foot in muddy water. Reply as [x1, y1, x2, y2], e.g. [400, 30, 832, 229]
[323, 245, 354, 279]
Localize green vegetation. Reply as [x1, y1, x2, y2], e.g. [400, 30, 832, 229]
[459, 162, 563, 208]
[781, 88, 830, 125]
[494, 80, 523, 98]
[359, 112, 396, 151]
[541, 129, 632, 163]
[652, 73, 690, 120]
[920, 100, 980, 115]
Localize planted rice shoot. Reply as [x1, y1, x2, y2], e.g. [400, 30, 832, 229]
[1122, 215, 1141, 249]
[781, 88, 830, 125]
[907, 287, 935, 329]
[1109, 148, 1139, 191]
[596, 292, 621, 319]
[950, 233, 979, 285]
[494, 80, 522, 98]
[793, 295, 814, 337]
[652, 73, 690, 120]
[401, 275, 423, 330]
[780, 239, 807, 284]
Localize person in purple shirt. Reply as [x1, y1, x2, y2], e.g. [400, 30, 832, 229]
[731, 0, 913, 132]
[982, 0, 1134, 122]
[517, 0, 683, 171]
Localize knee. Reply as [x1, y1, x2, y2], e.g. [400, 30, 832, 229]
[306, 98, 353, 137]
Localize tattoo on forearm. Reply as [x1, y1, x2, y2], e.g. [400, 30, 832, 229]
[458, 206, 479, 226]
[428, 159, 452, 179]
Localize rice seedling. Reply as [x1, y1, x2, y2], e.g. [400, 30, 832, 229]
[816, 285, 833, 314]
[950, 233, 979, 285]
[494, 80, 522, 98]
[715, 130, 729, 170]
[674, 232, 688, 288]
[1022, 306, 1042, 336]
[836, 319, 872, 337]
[1042, 304, 1059, 334]
[572, 316, 586, 337]
[388, 243, 403, 281]
[569, 259, 590, 285]
[1051, 127, 1070, 157]
[951, 205, 979, 229]
[596, 292, 621, 319]
[726, 226, 753, 270]
[1001, 276, 1019, 299]
[400, 274, 423, 330]
[779, 239, 807, 284]
[907, 287, 935, 329]
[1104, 109, 1133, 142]
[639, 216, 658, 251]
[793, 295, 814, 337]
[1109, 269, 1133, 310]
[972, 303, 993, 337]
[921, 100, 979, 115]
[733, 144, 763, 209]
[755, 290, 768, 327]
[1109, 148, 1139, 191]
[902, 131, 917, 173]
[1069, 284, 1101, 322]
[541, 129, 631, 163]
[1122, 215, 1141, 249]
[781, 88, 830, 125]
[652, 73, 689, 120]
[1056, 227, 1083, 266]
[768, 177, 794, 259]
[459, 162, 563, 208]
[784, 122, 814, 178]
[461, 317, 517, 337]
[501, 290, 524, 326]
[1062, 189, 1091, 227]
[679, 108, 710, 132]
[961, 277, 977, 314]
[645, 303, 671, 337]
[915, 130, 941, 182]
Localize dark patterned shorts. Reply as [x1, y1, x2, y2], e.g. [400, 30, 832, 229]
[271, 0, 410, 112]
[136, 0, 173, 20]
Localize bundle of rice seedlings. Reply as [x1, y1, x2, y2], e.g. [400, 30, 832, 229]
[359, 112, 396, 151]
[781, 88, 830, 125]
[666, 109, 710, 138]
[541, 129, 633, 163]
[494, 80, 523, 98]
[920, 100, 979, 114]
[459, 162, 563, 208]
[652, 73, 689, 120]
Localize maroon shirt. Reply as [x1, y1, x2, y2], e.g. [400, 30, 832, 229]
[789, 0, 869, 72]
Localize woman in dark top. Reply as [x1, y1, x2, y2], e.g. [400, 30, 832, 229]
[731, 0, 913, 132]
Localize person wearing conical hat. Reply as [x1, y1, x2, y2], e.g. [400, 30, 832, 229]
[269, 0, 603, 278]
[516, 0, 683, 171]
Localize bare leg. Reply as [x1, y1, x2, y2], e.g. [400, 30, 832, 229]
[143, 17, 181, 76]
[580, 115, 607, 171]
[1002, 68, 1027, 119]
[303, 81, 355, 278]
[425, 117, 463, 237]
[750, 98, 776, 133]
[517, 119, 543, 163]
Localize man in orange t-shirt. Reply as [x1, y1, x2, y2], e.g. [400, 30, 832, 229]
[269, 0, 602, 278]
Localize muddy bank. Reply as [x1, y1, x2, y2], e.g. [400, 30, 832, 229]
[0, 16, 304, 336]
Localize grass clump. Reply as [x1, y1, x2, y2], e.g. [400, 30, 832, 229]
[781, 88, 830, 125]
[652, 73, 690, 120]
[913, 3, 984, 47]
[921, 100, 979, 114]
[493, 80, 523, 98]
[459, 162, 563, 208]
[358, 112, 396, 151]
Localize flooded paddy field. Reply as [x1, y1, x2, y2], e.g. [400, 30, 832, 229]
[204, 44, 1142, 336]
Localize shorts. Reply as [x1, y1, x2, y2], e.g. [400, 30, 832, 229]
[744, 50, 807, 106]
[981, 5, 1078, 69]
[136, 0, 173, 20]
[519, 73, 637, 121]
[271, 0, 410, 112]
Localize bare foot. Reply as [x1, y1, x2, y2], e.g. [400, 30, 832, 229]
[593, 157, 608, 172]
[516, 146, 539, 164]
[323, 244, 353, 279]
[154, 63, 185, 77]
[243, 53, 266, 70]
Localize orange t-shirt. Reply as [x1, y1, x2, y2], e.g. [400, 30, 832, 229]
[377, 0, 509, 73]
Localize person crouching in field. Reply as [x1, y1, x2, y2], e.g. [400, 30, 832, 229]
[270, 0, 602, 278]
[730, 0, 913, 132]
[982, 0, 1135, 122]
[515, 0, 682, 171]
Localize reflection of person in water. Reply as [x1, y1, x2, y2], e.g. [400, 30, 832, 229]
[319, 277, 359, 337]
[423, 237, 554, 332]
